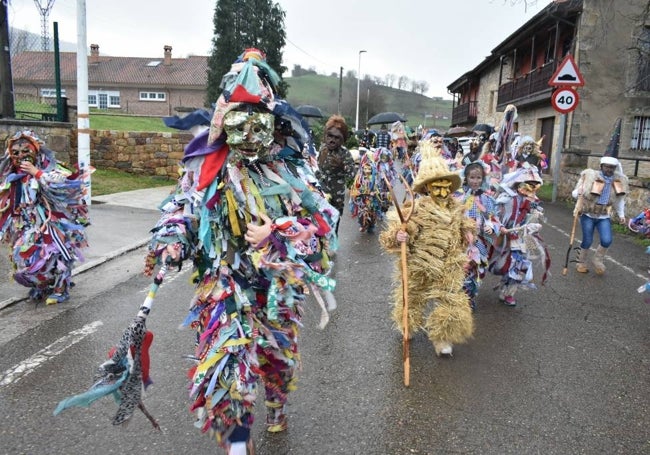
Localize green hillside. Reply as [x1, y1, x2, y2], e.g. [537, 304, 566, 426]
[284, 74, 453, 132]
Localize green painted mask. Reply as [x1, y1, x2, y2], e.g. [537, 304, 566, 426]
[223, 110, 275, 162]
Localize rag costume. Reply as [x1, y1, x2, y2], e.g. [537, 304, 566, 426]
[379, 141, 475, 357]
[571, 120, 628, 275]
[455, 162, 500, 311]
[390, 121, 408, 161]
[0, 131, 90, 304]
[401, 146, 421, 186]
[488, 163, 550, 306]
[145, 50, 338, 451]
[349, 151, 382, 233]
[508, 135, 547, 174]
[375, 147, 396, 212]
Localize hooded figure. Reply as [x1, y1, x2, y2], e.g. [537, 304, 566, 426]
[379, 141, 476, 357]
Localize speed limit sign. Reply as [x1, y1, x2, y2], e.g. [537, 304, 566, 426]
[551, 87, 579, 114]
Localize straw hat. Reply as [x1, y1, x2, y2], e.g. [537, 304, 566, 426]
[412, 141, 461, 194]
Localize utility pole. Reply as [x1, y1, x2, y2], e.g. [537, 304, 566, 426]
[337, 66, 342, 115]
[76, 0, 91, 203]
[0, 0, 15, 118]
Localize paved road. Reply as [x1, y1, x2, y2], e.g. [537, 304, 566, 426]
[0, 192, 648, 454]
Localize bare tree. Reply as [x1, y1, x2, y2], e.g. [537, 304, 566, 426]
[419, 80, 430, 95]
[385, 73, 396, 88]
[398, 75, 409, 90]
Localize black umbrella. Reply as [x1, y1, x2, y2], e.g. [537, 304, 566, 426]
[296, 105, 325, 118]
[367, 112, 407, 126]
[472, 123, 495, 135]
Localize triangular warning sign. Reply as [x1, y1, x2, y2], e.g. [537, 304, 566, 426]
[548, 54, 585, 86]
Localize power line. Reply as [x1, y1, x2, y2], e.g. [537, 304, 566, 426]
[33, 0, 55, 50]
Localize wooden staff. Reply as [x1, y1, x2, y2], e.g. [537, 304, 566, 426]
[383, 173, 414, 386]
[563, 196, 582, 276]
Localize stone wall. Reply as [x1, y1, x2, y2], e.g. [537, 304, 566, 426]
[76, 130, 193, 177]
[0, 119, 73, 164]
[0, 120, 192, 178]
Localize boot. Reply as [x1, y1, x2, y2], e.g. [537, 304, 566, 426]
[500, 284, 518, 306]
[265, 400, 287, 433]
[432, 340, 453, 357]
[576, 248, 589, 273]
[593, 246, 608, 275]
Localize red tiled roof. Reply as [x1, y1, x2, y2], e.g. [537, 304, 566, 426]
[11, 51, 208, 88]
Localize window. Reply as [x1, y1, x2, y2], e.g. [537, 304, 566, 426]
[631, 116, 650, 151]
[139, 91, 167, 102]
[40, 88, 66, 98]
[88, 90, 120, 109]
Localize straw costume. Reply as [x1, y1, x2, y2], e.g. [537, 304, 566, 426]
[0, 131, 90, 305]
[379, 141, 475, 357]
[145, 49, 338, 453]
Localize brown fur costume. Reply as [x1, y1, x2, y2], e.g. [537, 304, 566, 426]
[379, 146, 476, 350]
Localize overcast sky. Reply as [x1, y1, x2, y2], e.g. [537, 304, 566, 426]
[8, 0, 552, 99]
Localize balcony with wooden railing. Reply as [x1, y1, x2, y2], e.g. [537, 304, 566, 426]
[496, 63, 555, 110]
[451, 100, 477, 126]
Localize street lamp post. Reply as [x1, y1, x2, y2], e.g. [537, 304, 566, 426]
[355, 50, 366, 132]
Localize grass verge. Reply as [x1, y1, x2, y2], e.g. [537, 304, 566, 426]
[91, 169, 175, 196]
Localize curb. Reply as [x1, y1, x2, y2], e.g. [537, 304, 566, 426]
[0, 237, 151, 312]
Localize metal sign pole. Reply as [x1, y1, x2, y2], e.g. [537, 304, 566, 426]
[552, 113, 566, 203]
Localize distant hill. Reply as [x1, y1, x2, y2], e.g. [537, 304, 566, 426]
[284, 74, 453, 131]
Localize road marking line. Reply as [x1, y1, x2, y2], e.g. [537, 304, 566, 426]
[547, 222, 646, 281]
[0, 320, 103, 388]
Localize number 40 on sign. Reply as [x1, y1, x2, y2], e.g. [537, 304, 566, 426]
[551, 87, 579, 114]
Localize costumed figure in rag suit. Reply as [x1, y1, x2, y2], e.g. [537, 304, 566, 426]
[478, 133, 503, 192]
[571, 118, 628, 275]
[349, 151, 382, 233]
[454, 161, 501, 312]
[401, 143, 422, 186]
[379, 141, 476, 357]
[0, 131, 90, 305]
[508, 135, 548, 174]
[144, 49, 339, 454]
[488, 163, 551, 306]
[375, 147, 397, 212]
[390, 120, 408, 162]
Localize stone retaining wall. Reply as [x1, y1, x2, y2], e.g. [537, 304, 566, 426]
[81, 130, 193, 177]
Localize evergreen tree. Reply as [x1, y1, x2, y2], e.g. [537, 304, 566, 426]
[206, 0, 287, 105]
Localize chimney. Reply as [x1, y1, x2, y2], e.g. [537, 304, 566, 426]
[164, 45, 172, 65]
[90, 44, 99, 63]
